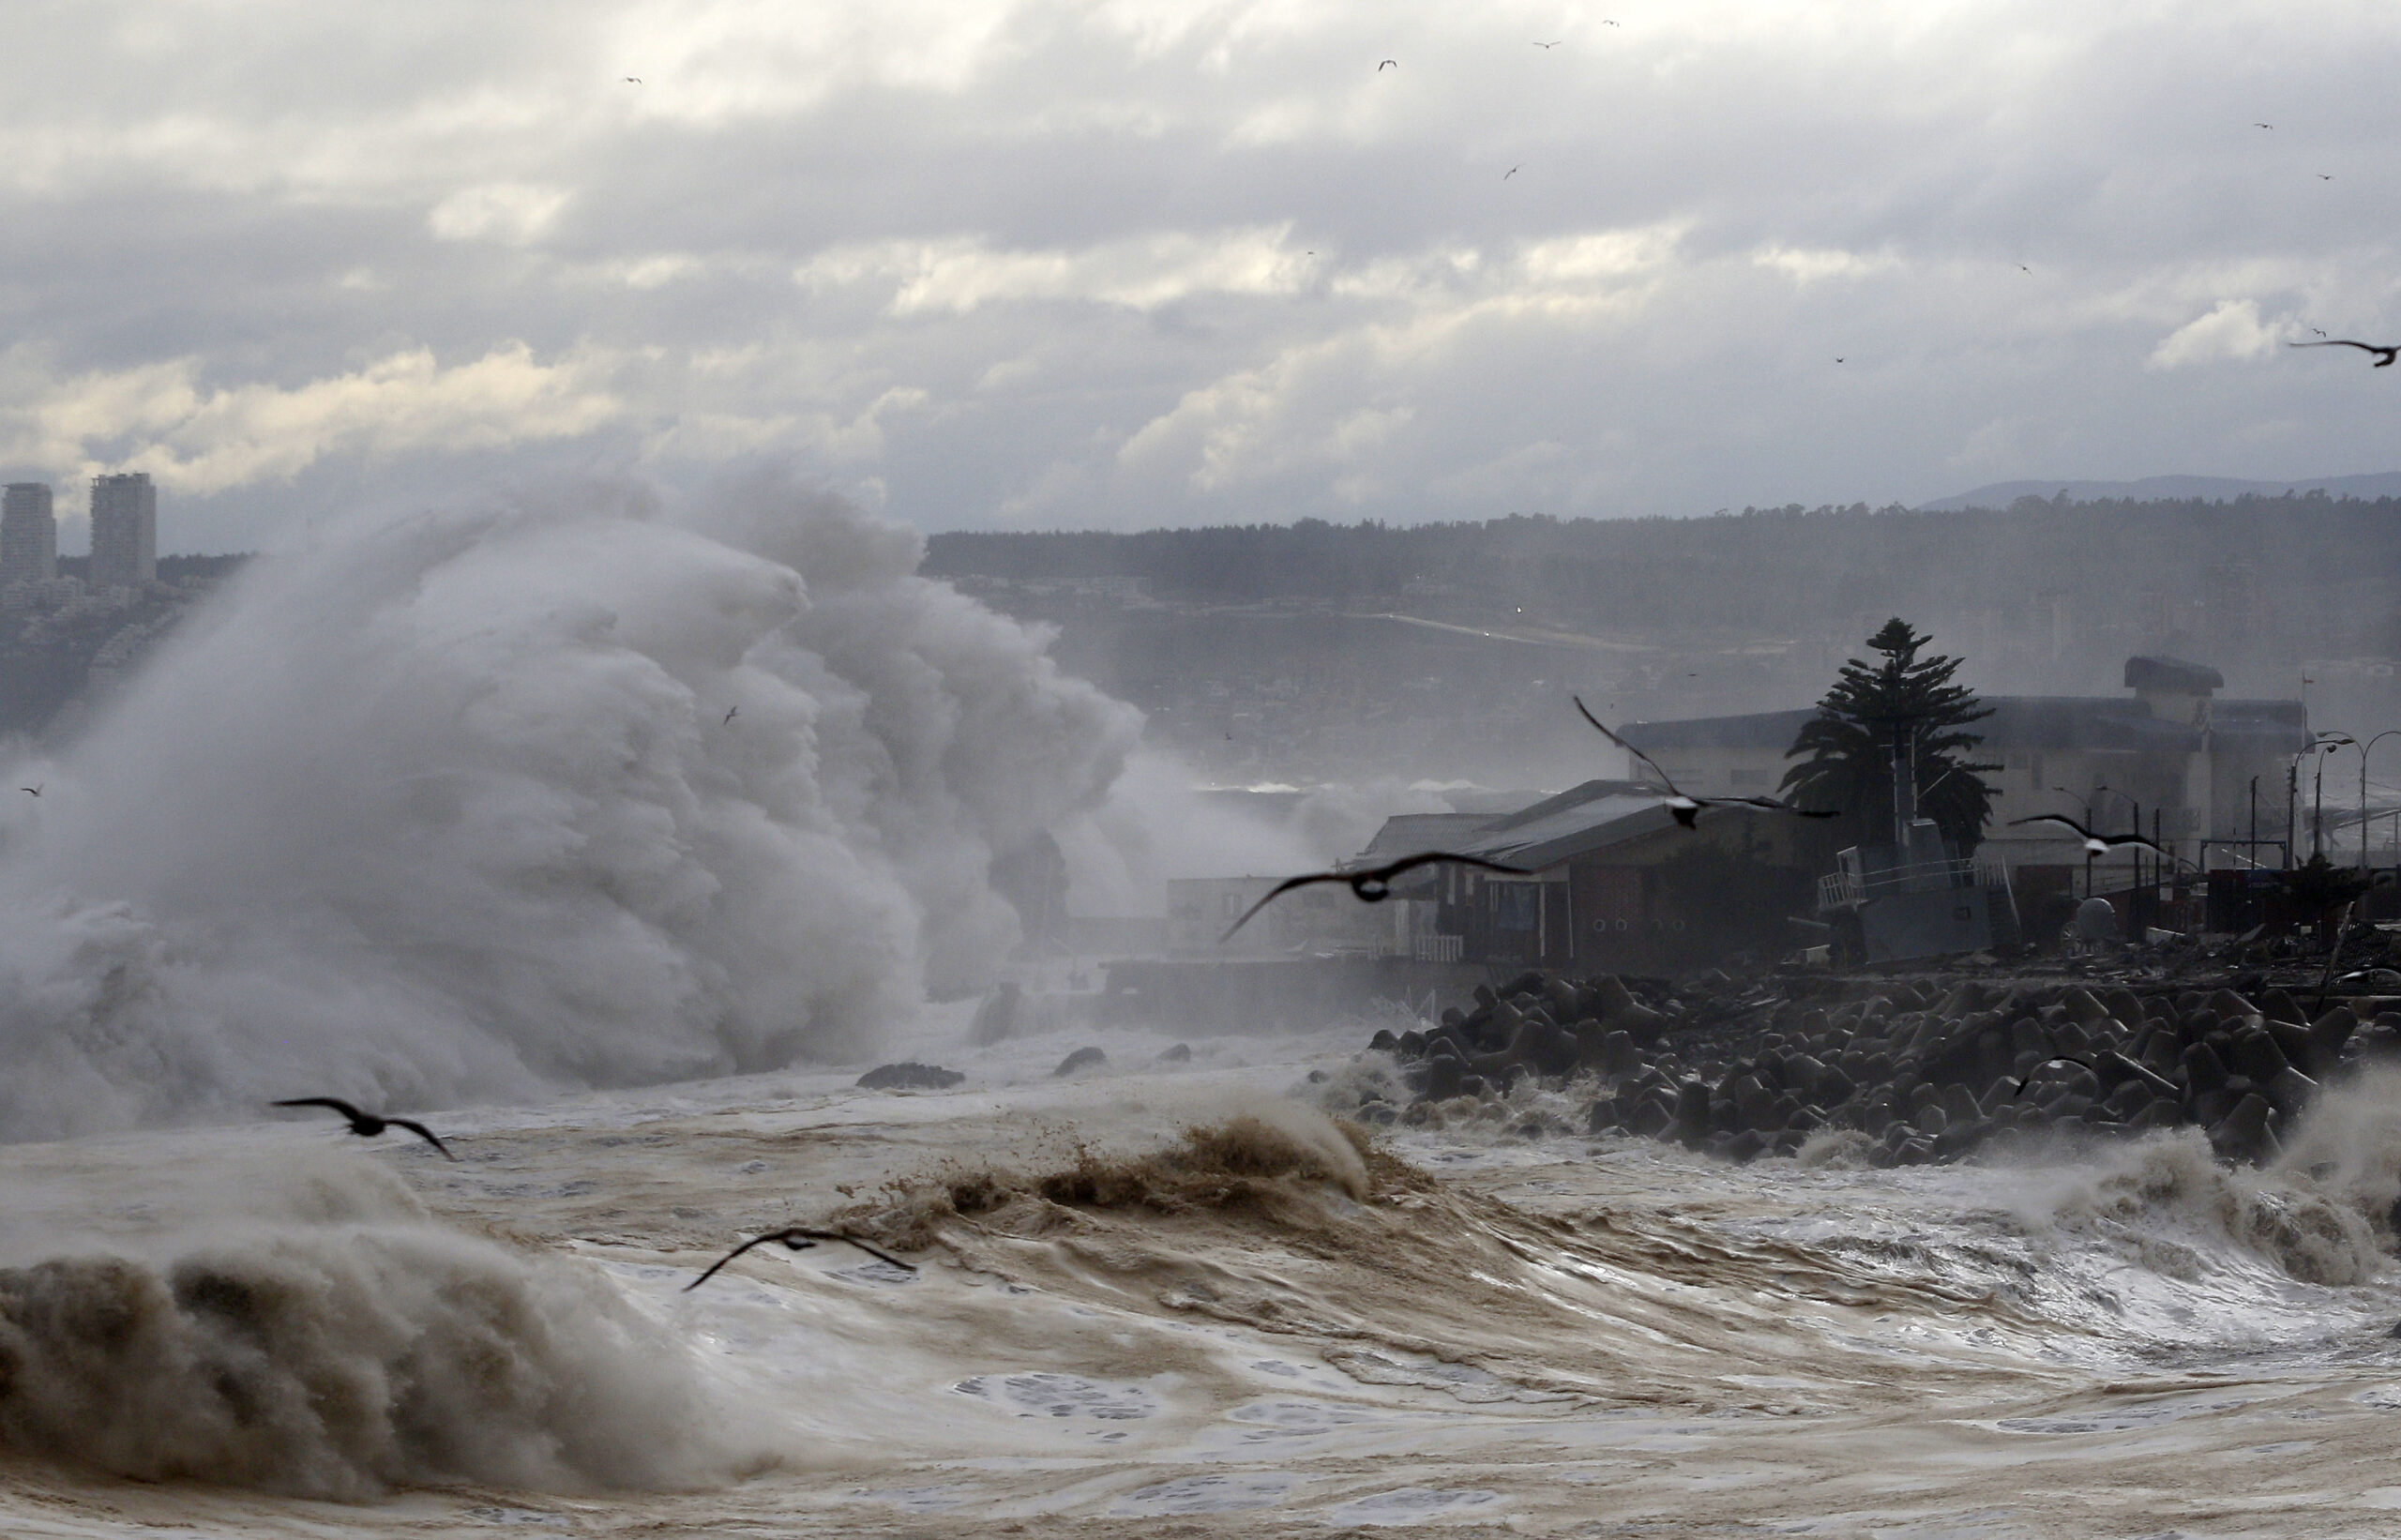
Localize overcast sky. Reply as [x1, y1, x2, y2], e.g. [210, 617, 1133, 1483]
[1, 0, 2394, 551]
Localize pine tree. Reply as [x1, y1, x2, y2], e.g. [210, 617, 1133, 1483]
[1781, 618, 1998, 853]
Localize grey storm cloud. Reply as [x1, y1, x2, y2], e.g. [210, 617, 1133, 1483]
[0, 0, 2394, 550]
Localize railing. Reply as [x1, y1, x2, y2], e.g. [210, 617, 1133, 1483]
[1413, 933, 1465, 963]
[1818, 853, 2012, 913]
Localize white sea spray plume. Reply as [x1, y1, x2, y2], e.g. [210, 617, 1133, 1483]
[0, 475, 1140, 1139]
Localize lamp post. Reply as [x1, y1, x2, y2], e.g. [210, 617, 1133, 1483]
[2289, 735, 2350, 866]
[2364, 730, 2401, 881]
[2309, 734, 2356, 860]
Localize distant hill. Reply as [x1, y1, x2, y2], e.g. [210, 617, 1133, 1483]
[1918, 473, 2401, 511]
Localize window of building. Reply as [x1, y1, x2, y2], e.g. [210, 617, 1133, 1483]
[1493, 883, 1540, 932]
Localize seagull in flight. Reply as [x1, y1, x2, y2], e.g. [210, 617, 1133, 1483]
[2007, 814, 2170, 858]
[1835, 356, 1846, 364]
[1574, 697, 1840, 827]
[686, 1228, 917, 1291]
[2289, 339, 2397, 368]
[2017, 264, 2032, 274]
[1378, 58, 1397, 70]
[2318, 173, 2333, 180]
[1221, 853, 1529, 943]
[624, 76, 642, 83]
[1504, 165, 1519, 179]
[723, 705, 739, 725]
[1533, 39, 1563, 49]
[272, 1097, 458, 1159]
[2254, 122, 2272, 128]
[1999, 1057, 2099, 1099]
[19, 784, 37, 796]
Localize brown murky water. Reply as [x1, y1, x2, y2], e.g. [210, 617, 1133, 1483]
[7, 1023, 2401, 1536]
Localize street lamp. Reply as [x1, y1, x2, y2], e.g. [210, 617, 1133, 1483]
[2309, 734, 2356, 860]
[2363, 730, 2401, 879]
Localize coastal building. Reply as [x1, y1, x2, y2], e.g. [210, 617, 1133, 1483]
[1351, 782, 1817, 974]
[88, 473, 156, 588]
[1618, 655, 2314, 931]
[1, 482, 56, 585]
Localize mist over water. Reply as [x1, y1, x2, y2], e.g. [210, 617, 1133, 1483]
[0, 475, 1140, 1140]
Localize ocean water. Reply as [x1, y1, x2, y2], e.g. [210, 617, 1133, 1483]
[7, 1005, 2401, 1538]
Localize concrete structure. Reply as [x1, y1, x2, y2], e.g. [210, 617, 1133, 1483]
[1, 483, 55, 585]
[88, 473, 156, 588]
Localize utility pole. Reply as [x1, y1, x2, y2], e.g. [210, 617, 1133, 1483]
[1891, 725, 1916, 852]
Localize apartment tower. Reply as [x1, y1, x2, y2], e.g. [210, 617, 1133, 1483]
[0, 482, 56, 585]
[89, 472, 157, 588]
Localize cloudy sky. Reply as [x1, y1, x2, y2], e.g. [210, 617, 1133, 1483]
[1, 0, 2395, 551]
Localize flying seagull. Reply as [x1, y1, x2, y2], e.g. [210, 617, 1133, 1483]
[1574, 697, 1840, 827]
[1220, 852, 1530, 943]
[2006, 814, 2169, 858]
[723, 705, 739, 725]
[2318, 174, 2333, 180]
[1504, 165, 1519, 179]
[272, 1097, 458, 1159]
[1835, 355, 1846, 363]
[1378, 58, 1397, 69]
[2289, 339, 2398, 368]
[625, 76, 642, 83]
[2254, 122, 2272, 128]
[686, 1228, 917, 1291]
[1533, 39, 1562, 49]
[2017, 264, 2031, 274]
[1999, 1056, 2099, 1100]
[19, 784, 37, 796]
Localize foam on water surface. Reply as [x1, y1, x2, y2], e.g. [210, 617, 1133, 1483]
[4, 1025, 2401, 1534]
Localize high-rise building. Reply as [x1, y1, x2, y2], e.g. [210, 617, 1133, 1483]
[1, 482, 56, 585]
[89, 472, 157, 588]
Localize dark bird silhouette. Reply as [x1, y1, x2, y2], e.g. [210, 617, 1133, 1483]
[1220, 853, 1529, 943]
[1999, 1056, 2099, 1100]
[2318, 173, 2333, 180]
[19, 784, 38, 796]
[1574, 697, 1840, 827]
[625, 76, 642, 83]
[686, 1228, 917, 1291]
[723, 705, 739, 725]
[272, 1097, 458, 1159]
[1835, 355, 1846, 363]
[2017, 264, 2031, 274]
[2289, 339, 2398, 368]
[1533, 40, 1562, 49]
[1378, 58, 1397, 69]
[2254, 122, 2272, 128]
[1503, 165, 1519, 179]
[1603, 18, 1620, 24]
[2006, 814, 2169, 858]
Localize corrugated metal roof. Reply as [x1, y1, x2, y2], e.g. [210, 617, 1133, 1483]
[1356, 812, 1494, 863]
[1458, 793, 1680, 871]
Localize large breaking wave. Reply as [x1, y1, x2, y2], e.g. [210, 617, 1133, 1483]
[0, 475, 1140, 1140]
